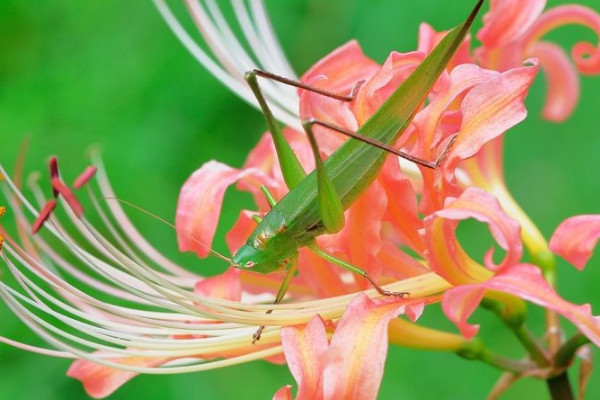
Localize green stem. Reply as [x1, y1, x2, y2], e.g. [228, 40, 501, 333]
[456, 339, 533, 374]
[555, 333, 590, 368]
[547, 372, 574, 400]
[513, 325, 550, 367]
[482, 297, 550, 366]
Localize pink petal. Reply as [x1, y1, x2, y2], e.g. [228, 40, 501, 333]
[446, 63, 538, 171]
[300, 40, 380, 95]
[525, 5, 600, 75]
[225, 210, 259, 255]
[353, 50, 424, 126]
[175, 161, 268, 258]
[424, 188, 522, 284]
[67, 356, 168, 399]
[477, 0, 546, 47]
[299, 41, 379, 154]
[194, 267, 241, 301]
[418, 23, 474, 69]
[273, 386, 294, 400]
[322, 294, 407, 400]
[280, 316, 329, 400]
[530, 42, 579, 122]
[443, 264, 600, 347]
[442, 286, 487, 339]
[549, 215, 600, 270]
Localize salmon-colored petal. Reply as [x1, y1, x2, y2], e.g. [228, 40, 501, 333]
[549, 215, 600, 270]
[525, 5, 600, 75]
[273, 386, 294, 400]
[195, 267, 241, 301]
[280, 316, 329, 400]
[477, 0, 546, 47]
[446, 63, 538, 172]
[417, 23, 473, 69]
[299, 41, 379, 154]
[322, 294, 407, 400]
[67, 356, 168, 399]
[300, 40, 380, 94]
[442, 286, 487, 339]
[443, 264, 600, 347]
[297, 248, 348, 297]
[176, 161, 270, 257]
[318, 181, 387, 289]
[353, 50, 424, 126]
[530, 42, 579, 122]
[379, 158, 424, 253]
[424, 188, 521, 284]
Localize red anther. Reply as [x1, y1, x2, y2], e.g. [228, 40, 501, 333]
[73, 166, 97, 189]
[32, 199, 57, 234]
[49, 156, 60, 197]
[51, 178, 84, 217]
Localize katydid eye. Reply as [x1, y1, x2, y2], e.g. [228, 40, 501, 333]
[244, 261, 256, 269]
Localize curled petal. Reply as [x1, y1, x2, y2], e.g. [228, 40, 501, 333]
[322, 294, 407, 400]
[549, 215, 600, 270]
[525, 5, 600, 75]
[442, 286, 486, 339]
[477, 0, 546, 47]
[529, 42, 579, 122]
[447, 63, 538, 171]
[176, 161, 269, 257]
[443, 264, 600, 347]
[424, 188, 522, 284]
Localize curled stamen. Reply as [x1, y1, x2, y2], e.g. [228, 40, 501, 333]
[48, 156, 59, 197]
[32, 199, 57, 234]
[51, 178, 83, 217]
[73, 166, 97, 190]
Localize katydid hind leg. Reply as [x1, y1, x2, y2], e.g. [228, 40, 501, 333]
[302, 118, 456, 169]
[309, 245, 409, 297]
[252, 256, 298, 343]
[245, 70, 364, 190]
[250, 69, 364, 102]
[302, 120, 345, 234]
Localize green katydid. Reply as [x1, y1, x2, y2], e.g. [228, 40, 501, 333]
[230, 1, 484, 340]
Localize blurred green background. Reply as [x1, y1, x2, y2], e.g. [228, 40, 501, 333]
[1, 0, 600, 399]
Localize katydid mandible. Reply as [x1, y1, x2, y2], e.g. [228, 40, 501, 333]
[230, 1, 484, 337]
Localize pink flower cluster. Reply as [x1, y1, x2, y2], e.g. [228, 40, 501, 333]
[70, 1, 600, 398]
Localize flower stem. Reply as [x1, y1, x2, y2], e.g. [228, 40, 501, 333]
[554, 333, 590, 368]
[481, 296, 549, 366]
[547, 372, 574, 400]
[456, 339, 534, 374]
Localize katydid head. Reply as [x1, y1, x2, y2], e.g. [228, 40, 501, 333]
[232, 244, 283, 274]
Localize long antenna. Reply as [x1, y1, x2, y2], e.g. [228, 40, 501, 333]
[102, 197, 234, 264]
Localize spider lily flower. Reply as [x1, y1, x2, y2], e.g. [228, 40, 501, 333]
[1, 0, 600, 398]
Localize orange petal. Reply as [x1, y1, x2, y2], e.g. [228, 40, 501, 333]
[195, 267, 241, 301]
[549, 215, 600, 270]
